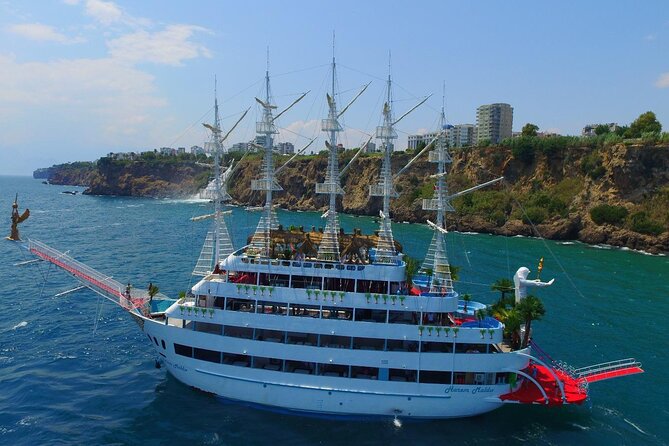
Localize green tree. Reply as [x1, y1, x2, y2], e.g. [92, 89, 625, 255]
[628, 111, 662, 138]
[404, 255, 420, 287]
[491, 278, 514, 305]
[521, 123, 539, 137]
[462, 293, 472, 313]
[594, 124, 611, 135]
[516, 295, 546, 348]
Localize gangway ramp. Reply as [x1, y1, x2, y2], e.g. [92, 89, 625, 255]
[28, 239, 149, 311]
[574, 358, 643, 383]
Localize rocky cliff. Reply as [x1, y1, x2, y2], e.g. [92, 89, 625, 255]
[34, 143, 669, 253]
[228, 144, 668, 253]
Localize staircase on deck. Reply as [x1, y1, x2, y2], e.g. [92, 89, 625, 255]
[500, 341, 643, 406]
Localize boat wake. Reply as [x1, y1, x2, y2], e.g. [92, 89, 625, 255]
[11, 321, 28, 330]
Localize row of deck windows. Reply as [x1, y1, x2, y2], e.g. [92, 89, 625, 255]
[187, 322, 494, 353]
[229, 271, 401, 295]
[206, 297, 455, 326]
[174, 343, 509, 385]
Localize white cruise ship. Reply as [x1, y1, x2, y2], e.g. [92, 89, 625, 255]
[26, 57, 643, 420]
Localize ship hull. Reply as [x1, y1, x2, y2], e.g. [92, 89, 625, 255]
[144, 319, 509, 419]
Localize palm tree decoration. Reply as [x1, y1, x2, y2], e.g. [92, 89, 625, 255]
[404, 255, 419, 287]
[365, 292, 371, 304]
[491, 278, 514, 306]
[443, 326, 450, 337]
[399, 296, 406, 306]
[313, 289, 320, 301]
[435, 326, 442, 337]
[462, 294, 472, 313]
[339, 291, 345, 302]
[306, 289, 312, 300]
[475, 309, 486, 327]
[453, 327, 459, 338]
[236, 284, 243, 294]
[268, 286, 275, 296]
[503, 309, 522, 349]
[516, 294, 546, 348]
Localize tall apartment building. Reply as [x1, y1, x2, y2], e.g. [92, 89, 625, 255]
[449, 124, 476, 147]
[476, 103, 513, 144]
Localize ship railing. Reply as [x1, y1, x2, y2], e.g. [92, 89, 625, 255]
[28, 239, 149, 311]
[572, 358, 642, 378]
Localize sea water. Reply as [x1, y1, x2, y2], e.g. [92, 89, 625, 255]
[0, 176, 667, 445]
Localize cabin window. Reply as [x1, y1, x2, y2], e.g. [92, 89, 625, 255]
[388, 310, 419, 325]
[319, 335, 351, 349]
[223, 326, 253, 339]
[286, 360, 315, 375]
[318, 363, 349, 378]
[419, 371, 452, 384]
[351, 366, 378, 380]
[194, 347, 221, 363]
[225, 298, 255, 312]
[454, 343, 487, 354]
[256, 301, 288, 315]
[214, 297, 225, 309]
[222, 353, 250, 367]
[194, 322, 223, 335]
[290, 304, 321, 318]
[161, 340, 166, 349]
[321, 306, 352, 320]
[354, 309, 387, 323]
[258, 273, 289, 287]
[356, 280, 388, 293]
[422, 341, 453, 353]
[389, 368, 417, 382]
[324, 277, 355, 292]
[286, 331, 317, 346]
[174, 343, 193, 358]
[386, 339, 418, 352]
[389, 282, 404, 294]
[291, 275, 322, 289]
[255, 329, 284, 343]
[352, 337, 385, 351]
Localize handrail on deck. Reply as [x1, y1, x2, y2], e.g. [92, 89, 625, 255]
[573, 358, 642, 377]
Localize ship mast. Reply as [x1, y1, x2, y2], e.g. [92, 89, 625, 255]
[369, 58, 400, 264]
[420, 83, 455, 294]
[193, 78, 245, 276]
[248, 53, 307, 258]
[316, 36, 345, 262]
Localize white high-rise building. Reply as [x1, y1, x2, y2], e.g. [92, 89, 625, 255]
[476, 103, 513, 144]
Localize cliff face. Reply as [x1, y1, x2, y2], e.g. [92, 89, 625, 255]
[227, 144, 668, 253]
[33, 162, 97, 186]
[83, 158, 210, 198]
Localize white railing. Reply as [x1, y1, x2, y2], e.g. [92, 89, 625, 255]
[573, 358, 642, 377]
[28, 239, 149, 310]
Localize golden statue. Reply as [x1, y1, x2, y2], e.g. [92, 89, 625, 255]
[7, 194, 29, 241]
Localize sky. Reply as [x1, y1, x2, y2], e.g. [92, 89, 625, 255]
[1, 0, 668, 175]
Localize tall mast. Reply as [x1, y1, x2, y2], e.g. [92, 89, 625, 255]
[420, 82, 454, 294]
[248, 54, 281, 258]
[316, 34, 344, 262]
[192, 77, 236, 276]
[369, 56, 399, 264]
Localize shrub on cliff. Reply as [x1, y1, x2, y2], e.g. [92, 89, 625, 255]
[590, 204, 628, 225]
[629, 212, 664, 235]
[581, 152, 605, 180]
[522, 206, 547, 224]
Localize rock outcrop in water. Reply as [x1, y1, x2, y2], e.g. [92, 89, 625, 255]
[34, 143, 669, 253]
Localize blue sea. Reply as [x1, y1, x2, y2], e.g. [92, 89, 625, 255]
[0, 175, 667, 445]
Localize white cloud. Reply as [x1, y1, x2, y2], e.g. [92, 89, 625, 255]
[655, 72, 669, 88]
[84, 0, 122, 25]
[7, 23, 83, 44]
[644, 34, 656, 41]
[107, 25, 212, 66]
[0, 54, 167, 142]
[62, 0, 81, 5]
